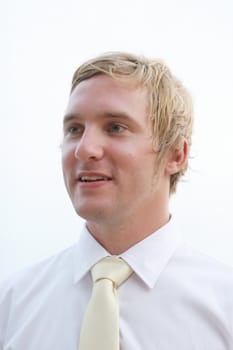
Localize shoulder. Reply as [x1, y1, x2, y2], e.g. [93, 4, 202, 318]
[0, 242, 82, 347]
[170, 243, 233, 311]
[0, 243, 78, 338]
[174, 243, 233, 279]
[0, 242, 79, 296]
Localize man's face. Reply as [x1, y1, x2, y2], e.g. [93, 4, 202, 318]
[61, 75, 170, 226]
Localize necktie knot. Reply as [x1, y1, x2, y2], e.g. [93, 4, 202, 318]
[91, 256, 133, 288]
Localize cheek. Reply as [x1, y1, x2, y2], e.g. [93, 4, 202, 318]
[116, 152, 138, 172]
[61, 143, 75, 168]
[117, 153, 147, 184]
[61, 147, 77, 186]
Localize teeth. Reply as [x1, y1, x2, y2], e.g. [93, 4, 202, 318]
[80, 176, 108, 182]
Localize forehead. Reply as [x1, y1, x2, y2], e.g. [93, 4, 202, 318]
[65, 75, 148, 117]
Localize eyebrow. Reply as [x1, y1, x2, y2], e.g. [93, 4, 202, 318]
[63, 111, 133, 124]
[63, 113, 78, 124]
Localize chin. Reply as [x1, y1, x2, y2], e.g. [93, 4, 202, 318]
[74, 204, 109, 222]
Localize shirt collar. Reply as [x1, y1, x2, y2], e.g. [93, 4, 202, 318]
[72, 226, 110, 284]
[120, 218, 182, 288]
[72, 217, 182, 289]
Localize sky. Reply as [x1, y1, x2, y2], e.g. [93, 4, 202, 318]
[1, 0, 233, 279]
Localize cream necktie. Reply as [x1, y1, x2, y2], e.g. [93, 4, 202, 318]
[79, 256, 133, 350]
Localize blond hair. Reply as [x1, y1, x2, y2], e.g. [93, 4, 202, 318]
[71, 52, 193, 193]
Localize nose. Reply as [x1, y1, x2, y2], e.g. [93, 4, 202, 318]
[74, 127, 104, 161]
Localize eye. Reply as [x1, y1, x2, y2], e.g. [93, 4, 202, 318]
[108, 123, 125, 133]
[65, 124, 84, 135]
[70, 126, 80, 133]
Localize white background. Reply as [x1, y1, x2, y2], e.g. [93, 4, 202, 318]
[1, 0, 233, 279]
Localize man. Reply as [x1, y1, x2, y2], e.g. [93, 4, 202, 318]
[0, 52, 233, 349]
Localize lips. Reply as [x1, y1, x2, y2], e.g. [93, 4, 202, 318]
[78, 172, 112, 183]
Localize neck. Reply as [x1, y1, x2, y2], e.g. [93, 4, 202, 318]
[86, 205, 170, 255]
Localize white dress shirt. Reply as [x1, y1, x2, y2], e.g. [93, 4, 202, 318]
[0, 219, 233, 349]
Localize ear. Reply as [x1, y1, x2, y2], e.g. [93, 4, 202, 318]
[165, 139, 189, 175]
